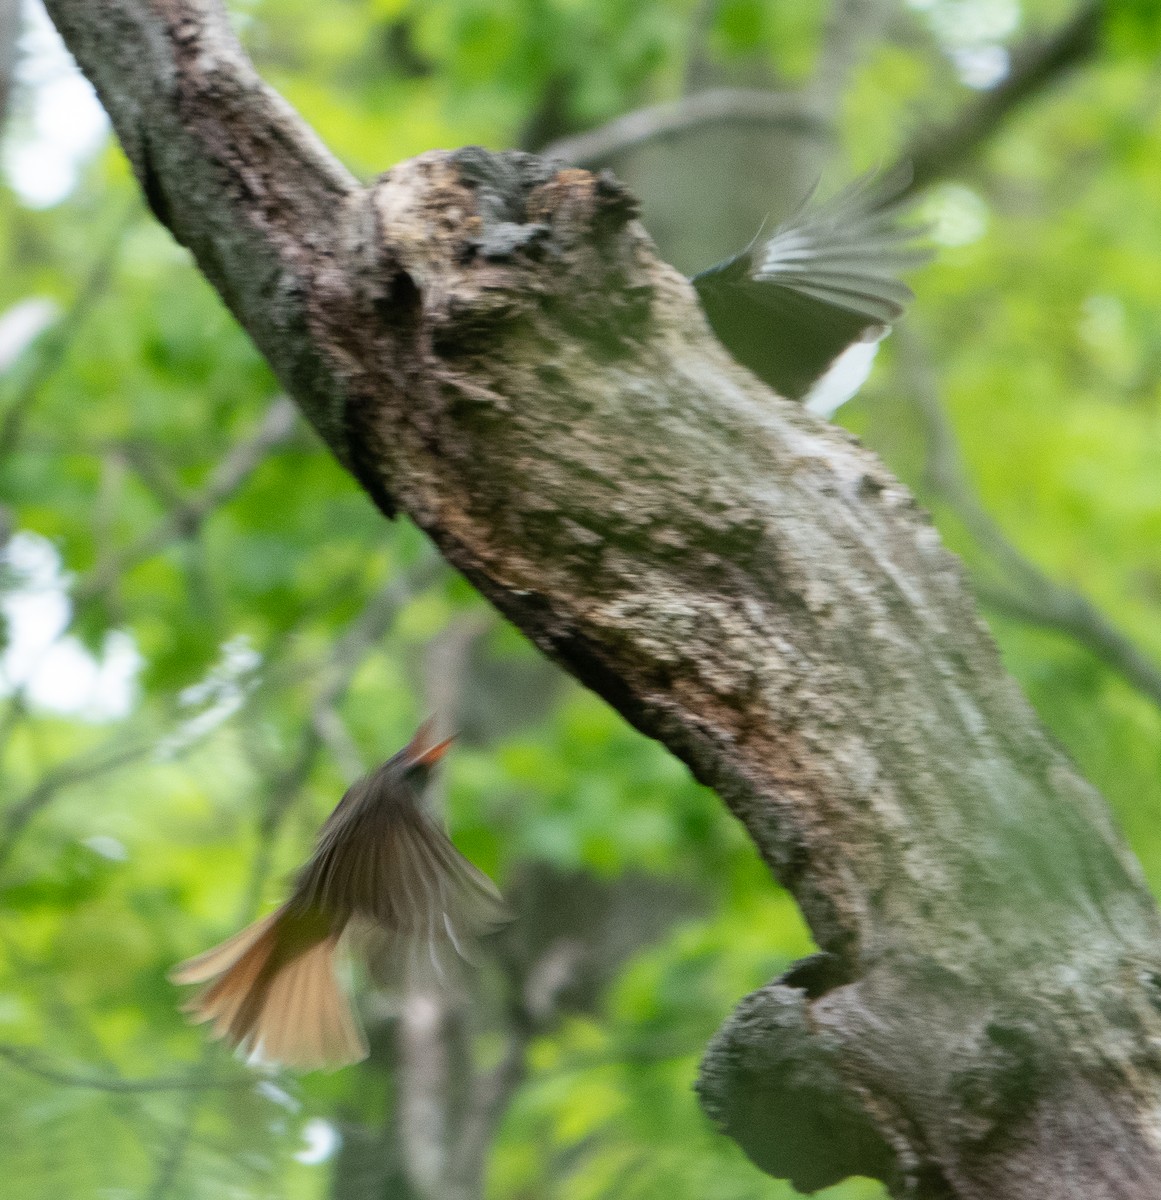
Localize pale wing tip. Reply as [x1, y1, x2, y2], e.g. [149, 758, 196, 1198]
[474, 885, 515, 929]
[243, 1031, 370, 1072]
[169, 960, 208, 986]
[178, 994, 212, 1022]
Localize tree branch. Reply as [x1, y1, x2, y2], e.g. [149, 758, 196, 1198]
[808, 0, 895, 130]
[898, 329, 1161, 711]
[894, 1, 1105, 197]
[393, 616, 488, 1200]
[542, 88, 825, 168]
[542, 2, 1104, 201]
[0, 0, 19, 136]
[0, 1042, 251, 1093]
[0, 738, 154, 876]
[42, 2, 1161, 1196]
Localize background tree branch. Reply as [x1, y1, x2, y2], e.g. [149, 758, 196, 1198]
[898, 328, 1161, 712]
[0, 0, 19, 137]
[0, 1042, 251, 1093]
[895, 1, 1106, 197]
[542, 88, 826, 170]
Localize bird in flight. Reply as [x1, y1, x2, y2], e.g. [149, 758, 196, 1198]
[171, 722, 509, 1069]
[691, 166, 928, 411]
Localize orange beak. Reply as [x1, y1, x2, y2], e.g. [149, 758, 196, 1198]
[412, 734, 455, 767]
[404, 719, 456, 768]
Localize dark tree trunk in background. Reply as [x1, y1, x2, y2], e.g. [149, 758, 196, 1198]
[42, 1, 1161, 1196]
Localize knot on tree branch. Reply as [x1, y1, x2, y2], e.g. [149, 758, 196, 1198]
[696, 960, 898, 1194]
[332, 144, 700, 529]
[699, 945, 1161, 1198]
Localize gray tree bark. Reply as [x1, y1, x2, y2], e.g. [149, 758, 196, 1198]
[42, 1, 1161, 1196]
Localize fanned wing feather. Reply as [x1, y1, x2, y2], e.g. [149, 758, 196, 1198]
[302, 798, 510, 988]
[692, 164, 929, 399]
[249, 936, 367, 1069]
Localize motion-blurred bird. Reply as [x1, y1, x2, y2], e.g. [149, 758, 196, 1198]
[171, 722, 509, 1070]
[691, 166, 927, 408]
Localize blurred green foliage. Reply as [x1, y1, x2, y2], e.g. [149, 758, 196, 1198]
[3, 0, 1161, 1198]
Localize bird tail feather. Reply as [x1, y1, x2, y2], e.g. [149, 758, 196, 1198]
[170, 906, 368, 1069]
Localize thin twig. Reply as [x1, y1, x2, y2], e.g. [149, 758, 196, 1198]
[809, 0, 895, 129]
[0, 1042, 252, 1093]
[680, 0, 722, 95]
[0, 540, 362, 879]
[541, 2, 1102, 197]
[310, 702, 365, 784]
[144, 1048, 217, 1200]
[118, 442, 192, 511]
[0, 207, 138, 458]
[76, 395, 300, 605]
[0, 0, 19, 135]
[0, 739, 154, 875]
[541, 88, 825, 168]
[0, 931, 184, 1152]
[0, 386, 328, 896]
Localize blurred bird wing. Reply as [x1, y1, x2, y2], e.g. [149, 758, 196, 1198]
[300, 768, 509, 928]
[690, 164, 928, 399]
[751, 165, 927, 325]
[409, 813, 511, 938]
[317, 807, 510, 988]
